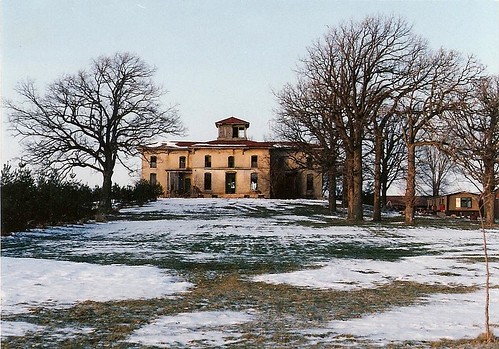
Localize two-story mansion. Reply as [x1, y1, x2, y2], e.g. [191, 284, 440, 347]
[140, 117, 323, 199]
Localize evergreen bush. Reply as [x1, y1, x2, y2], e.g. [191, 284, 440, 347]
[1, 164, 162, 235]
[1, 164, 96, 235]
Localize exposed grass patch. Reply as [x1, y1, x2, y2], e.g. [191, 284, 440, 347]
[430, 333, 498, 348]
[1, 271, 477, 348]
[2, 199, 495, 347]
[458, 256, 499, 264]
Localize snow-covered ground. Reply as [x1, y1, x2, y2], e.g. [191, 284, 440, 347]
[1, 198, 498, 346]
[128, 310, 256, 347]
[1, 257, 192, 315]
[310, 289, 499, 344]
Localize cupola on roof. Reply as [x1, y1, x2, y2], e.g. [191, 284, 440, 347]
[215, 117, 250, 128]
[216, 116, 250, 141]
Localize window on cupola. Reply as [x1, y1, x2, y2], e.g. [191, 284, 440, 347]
[232, 126, 245, 138]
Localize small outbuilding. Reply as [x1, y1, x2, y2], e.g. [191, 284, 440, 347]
[427, 191, 481, 218]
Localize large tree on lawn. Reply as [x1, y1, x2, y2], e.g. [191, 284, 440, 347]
[442, 74, 499, 227]
[441, 75, 499, 343]
[6, 52, 184, 213]
[283, 15, 427, 222]
[273, 78, 343, 214]
[397, 49, 482, 224]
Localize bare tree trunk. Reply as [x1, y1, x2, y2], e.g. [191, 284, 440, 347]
[478, 204, 492, 342]
[381, 182, 388, 210]
[381, 155, 390, 209]
[483, 160, 496, 227]
[99, 167, 114, 214]
[342, 161, 348, 209]
[373, 130, 383, 222]
[405, 142, 416, 224]
[483, 192, 495, 227]
[345, 153, 354, 219]
[328, 166, 337, 213]
[351, 145, 364, 222]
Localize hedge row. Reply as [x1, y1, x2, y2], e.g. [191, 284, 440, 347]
[1, 164, 163, 235]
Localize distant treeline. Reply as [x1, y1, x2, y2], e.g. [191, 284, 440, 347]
[1, 164, 163, 235]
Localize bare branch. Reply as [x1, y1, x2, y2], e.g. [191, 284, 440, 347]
[6, 52, 185, 213]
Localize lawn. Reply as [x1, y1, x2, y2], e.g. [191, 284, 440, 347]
[1, 198, 498, 348]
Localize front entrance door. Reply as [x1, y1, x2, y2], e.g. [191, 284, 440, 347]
[225, 173, 236, 194]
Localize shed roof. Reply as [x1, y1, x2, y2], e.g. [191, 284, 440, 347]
[440, 191, 481, 197]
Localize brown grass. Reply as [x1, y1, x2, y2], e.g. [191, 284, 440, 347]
[1, 272, 480, 348]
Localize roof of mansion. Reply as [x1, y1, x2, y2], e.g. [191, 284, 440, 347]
[140, 117, 314, 151]
[142, 139, 276, 150]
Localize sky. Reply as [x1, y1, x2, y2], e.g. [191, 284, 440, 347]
[1, 0, 498, 185]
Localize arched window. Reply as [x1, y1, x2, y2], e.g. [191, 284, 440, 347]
[205, 155, 212, 168]
[228, 156, 235, 168]
[150, 156, 157, 168]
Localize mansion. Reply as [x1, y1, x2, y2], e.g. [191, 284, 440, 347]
[140, 117, 323, 199]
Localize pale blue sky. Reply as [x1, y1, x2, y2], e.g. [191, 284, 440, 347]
[1, 0, 498, 184]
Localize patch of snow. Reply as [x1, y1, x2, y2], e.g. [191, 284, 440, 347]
[127, 310, 255, 348]
[1, 257, 192, 315]
[51, 326, 95, 339]
[252, 256, 497, 290]
[1, 320, 96, 340]
[0, 321, 46, 337]
[303, 289, 499, 345]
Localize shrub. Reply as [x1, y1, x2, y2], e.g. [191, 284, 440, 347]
[1, 164, 36, 233]
[1, 164, 96, 235]
[111, 180, 163, 206]
[131, 179, 163, 205]
[1, 164, 162, 235]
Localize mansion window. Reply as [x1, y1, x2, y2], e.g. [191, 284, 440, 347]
[150, 155, 157, 168]
[228, 156, 235, 168]
[251, 155, 258, 168]
[204, 172, 212, 191]
[306, 174, 314, 191]
[205, 155, 212, 168]
[179, 156, 186, 169]
[149, 173, 157, 185]
[226, 172, 236, 194]
[306, 156, 313, 169]
[250, 173, 258, 191]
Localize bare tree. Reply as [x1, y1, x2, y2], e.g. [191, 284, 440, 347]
[291, 15, 427, 222]
[380, 121, 406, 207]
[364, 119, 407, 211]
[441, 74, 498, 344]
[397, 49, 482, 224]
[371, 106, 413, 221]
[416, 145, 454, 197]
[273, 78, 342, 213]
[442, 75, 498, 225]
[6, 52, 184, 213]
